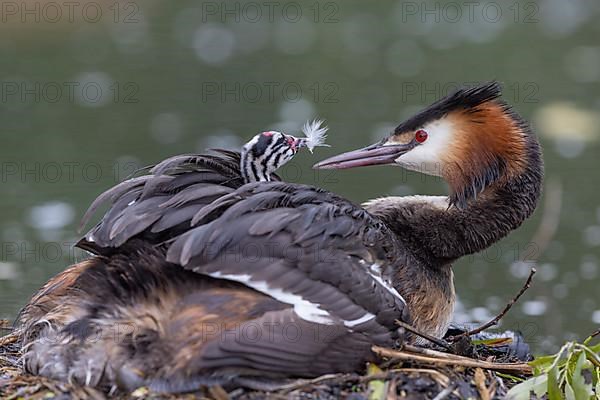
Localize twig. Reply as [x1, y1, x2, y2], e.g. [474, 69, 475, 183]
[395, 320, 451, 350]
[487, 370, 498, 399]
[271, 374, 353, 393]
[274, 367, 450, 395]
[589, 328, 600, 340]
[402, 344, 473, 361]
[432, 382, 457, 400]
[474, 368, 490, 400]
[386, 378, 396, 399]
[0, 333, 18, 347]
[448, 268, 536, 341]
[391, 368, 450, 387]
[274, 372, 395, 394]
[372, 346, 532, 374]
[208, 385, 229, 400]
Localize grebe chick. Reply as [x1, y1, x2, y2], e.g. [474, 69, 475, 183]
[240, 119, 329, 183]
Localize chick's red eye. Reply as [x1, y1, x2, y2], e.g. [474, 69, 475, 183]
[415, 129, 428, 143]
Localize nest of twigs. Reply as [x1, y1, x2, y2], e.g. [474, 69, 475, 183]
[1, 269, 540, 399]
[1, 317, 532, 400]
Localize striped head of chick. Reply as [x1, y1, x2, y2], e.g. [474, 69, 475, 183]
[241, 120, 329, 183]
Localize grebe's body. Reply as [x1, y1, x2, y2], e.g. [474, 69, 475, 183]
[17, 82, 543, 393]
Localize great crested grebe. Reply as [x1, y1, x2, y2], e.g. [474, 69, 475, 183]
[17, 82, 542, 393]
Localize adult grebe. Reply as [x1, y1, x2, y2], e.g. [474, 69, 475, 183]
[17, 82, 542, 393]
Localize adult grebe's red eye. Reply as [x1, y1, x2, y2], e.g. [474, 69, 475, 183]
[415, 129, 428, 143]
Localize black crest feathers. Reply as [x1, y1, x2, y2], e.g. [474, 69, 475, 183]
[394, 81, 503, 134]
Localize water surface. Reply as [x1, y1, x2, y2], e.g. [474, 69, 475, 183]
[1, 0, 599, 353]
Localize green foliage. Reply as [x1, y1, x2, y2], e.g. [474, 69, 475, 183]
[367, 363, 387, 400]
[507, 335, 600, 400]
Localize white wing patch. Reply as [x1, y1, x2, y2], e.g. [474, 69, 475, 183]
[205, 271, 335, 325]
[343, 312, 375, 327]
[206, 271, 377, 328]
[366, 263, 407, 305]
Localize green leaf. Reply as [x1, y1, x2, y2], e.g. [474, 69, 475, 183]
[571, 352, 593, 400]
[496, 372, 525, 383]
[529, 354, 558, 375]
[472, 337, 512, 346]
[589, 342, 600, 354]
[506, 375, 548, 400]
[131, 387, 150, 398]
[584, 335, 600, 347]
[367, 363, 386, 400]
[565, 381, 576, 400]
[595, 368, 600, 399]
[548, 365, 562, 400]
[580, 343, 600, 368]
[515, 339, 600, 400]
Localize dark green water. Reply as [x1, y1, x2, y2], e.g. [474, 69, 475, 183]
[1, 0, 599, 353]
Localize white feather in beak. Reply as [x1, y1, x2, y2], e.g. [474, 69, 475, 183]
[299, 119, 330, 153]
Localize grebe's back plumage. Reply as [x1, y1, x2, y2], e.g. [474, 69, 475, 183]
[76, 149, 247, 254]
[19, 127, 409, 392]
[18, 82, 543, 393]
[77, 123, 329, 254]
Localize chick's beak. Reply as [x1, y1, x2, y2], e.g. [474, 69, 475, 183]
[285, 135, 301, 152]
[313, 140, 413, 170]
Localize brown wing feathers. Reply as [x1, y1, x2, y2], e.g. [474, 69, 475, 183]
[77, 150, 249, 253]
[166, 198, 406, 326]
[20, 150, 410, 392]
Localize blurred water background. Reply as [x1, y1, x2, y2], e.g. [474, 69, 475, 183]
[1, 0, 599, 353]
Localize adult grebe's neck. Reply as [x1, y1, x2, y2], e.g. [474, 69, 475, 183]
[364, 131, 541, 338]
[313, 82, 544, 338]
[365, 122, 543, 266]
